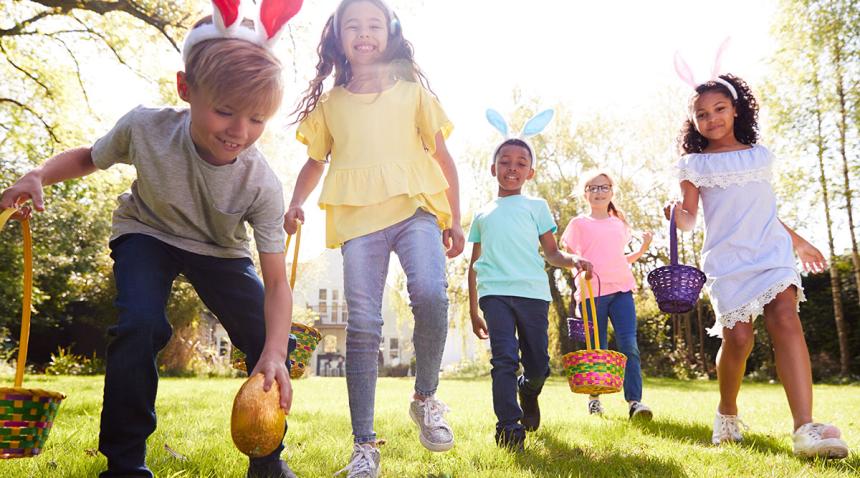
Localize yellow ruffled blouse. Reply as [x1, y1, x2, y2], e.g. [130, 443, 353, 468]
[297, 80, 454, 248]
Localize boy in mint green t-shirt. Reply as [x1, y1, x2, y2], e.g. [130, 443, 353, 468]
[467, 138, 591, 450]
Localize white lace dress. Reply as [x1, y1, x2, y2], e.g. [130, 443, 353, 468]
[677, 144, 804, 337]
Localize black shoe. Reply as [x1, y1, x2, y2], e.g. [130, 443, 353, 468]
[495, 426, 526, 452]
[519, 389, 541, 432]
[247, 459, 297, 478]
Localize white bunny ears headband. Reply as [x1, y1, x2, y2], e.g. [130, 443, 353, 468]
[673, 38, 737, 100]
[486, 108, 554, 164]
[182, 0, 304, 64]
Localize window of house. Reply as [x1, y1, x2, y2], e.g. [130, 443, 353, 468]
[319, 289, 327, 317]
[323, 335, 338, 354]
[389, 337, 399, 359]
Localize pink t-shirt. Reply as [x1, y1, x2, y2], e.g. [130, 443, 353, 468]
[561, 215, 637, 302]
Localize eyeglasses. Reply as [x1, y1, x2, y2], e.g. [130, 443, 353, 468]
[585, 184, 612, 193]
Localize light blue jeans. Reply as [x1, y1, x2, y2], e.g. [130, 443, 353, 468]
[342, 209, 449, 443]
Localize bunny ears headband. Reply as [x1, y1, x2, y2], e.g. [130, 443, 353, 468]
[673, 38, 737, 100]
[486, 108, 555, 163]
[182, 0, 304, 64]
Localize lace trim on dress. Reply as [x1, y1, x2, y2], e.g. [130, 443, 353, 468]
[707, 277, 806, 337]
[679, 166, 772, 189]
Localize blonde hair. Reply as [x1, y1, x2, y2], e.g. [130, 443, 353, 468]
[184, 17, 284, 118]
[579, 170, 628, 226]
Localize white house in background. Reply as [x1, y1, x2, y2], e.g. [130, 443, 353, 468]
[290, 249, 480, 377]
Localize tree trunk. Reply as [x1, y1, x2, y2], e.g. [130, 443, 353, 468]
[815, 57, 850, 376]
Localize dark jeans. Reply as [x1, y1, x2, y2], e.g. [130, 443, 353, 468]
[479, 295, 550, 430]
[98, 234, 293, 477]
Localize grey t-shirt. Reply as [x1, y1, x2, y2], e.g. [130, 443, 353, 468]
[91, 106, 286, 259]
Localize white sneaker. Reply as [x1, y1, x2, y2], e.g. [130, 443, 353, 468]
[409, 396, 454, 452]
[628, 401, 653, 422]
[334, 443, 381, 478]
[712, 411, 747, 445]
[588, 398, 604, 416]
[793, 423, 849, 459]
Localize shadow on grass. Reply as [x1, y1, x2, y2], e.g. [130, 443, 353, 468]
[630, 416, 788, 455]
[512, 431, 688, 478]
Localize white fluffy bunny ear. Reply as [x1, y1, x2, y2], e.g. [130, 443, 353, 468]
[711, 37, 731, 80]
[213, 0, 243, 32]
[673, 51, 698, 89]
[257, 0, 304, 47]
[486, 109, 509, 138]
[520, 109, 554, 138]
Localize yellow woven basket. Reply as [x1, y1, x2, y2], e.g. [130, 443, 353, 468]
[0, 207, 66, 458]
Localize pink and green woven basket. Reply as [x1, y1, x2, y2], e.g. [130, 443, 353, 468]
[1, 207, 66, 459]
[562, 273, 627, 395]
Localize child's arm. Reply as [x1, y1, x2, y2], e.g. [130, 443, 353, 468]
[254, 251, 295, 412]
[626, 231, 653, 263]
[284, 158, 326, 234]
[431, 132, 465, 258]
[665, 180, 700, 231]
[467, 243, 489, 339]
[540, 230, 593, 277]
[779, 220, 828, 273]
[0, 147, 98, 216]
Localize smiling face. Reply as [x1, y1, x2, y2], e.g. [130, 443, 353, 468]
[691, 90, 737, 143]
[583, 174, 614, 210]
[182, 83, 267, 166]
[492, 143, 534, 197]
[339, 1, 389, 67]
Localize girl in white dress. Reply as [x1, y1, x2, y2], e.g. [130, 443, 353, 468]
[670, 73, 849, 458]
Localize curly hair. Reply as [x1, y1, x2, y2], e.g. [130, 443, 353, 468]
[291, 0, 434, 124]
[677, 73, 759, 154]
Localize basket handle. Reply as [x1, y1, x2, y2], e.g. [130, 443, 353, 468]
[285, 221, 302, 289]
[1, 207, 33, 388]
[669, 205, 679, 266]
[575, 271, 602, 350]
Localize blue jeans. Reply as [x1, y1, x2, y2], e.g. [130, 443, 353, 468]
[99, 234, 294, 477]
[342, 209, 449, 444]
[479, 295, 550, 430]
[578, 291, 642, 402]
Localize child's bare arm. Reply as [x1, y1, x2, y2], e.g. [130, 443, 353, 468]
[1, 147, 97, 214]
[468, 243, 488, 339]
[255, 251, 294, 413]
[539, 230, 593, 276]
[626, 231, 653, 263]
[779, 220, 828, 273]
[665, 180, 700, 231]
[431, 132, 464, 258]
[284, 158, 325, 234]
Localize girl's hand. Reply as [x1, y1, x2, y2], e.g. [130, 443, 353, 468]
[640, 231, 653, 251]
[795, 240, 828, 274]
[284, 206, 304, 235]
[250, 351, 293, 413]
[663, 200, 682, 221]
[471, 314, 489, 340]
[443, 223, 465, 258]
[575, 258, 593, 279]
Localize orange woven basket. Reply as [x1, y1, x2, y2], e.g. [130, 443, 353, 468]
[0, 208, 66, 458]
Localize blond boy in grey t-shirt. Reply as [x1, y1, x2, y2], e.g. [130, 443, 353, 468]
[0, 7, 302, 478]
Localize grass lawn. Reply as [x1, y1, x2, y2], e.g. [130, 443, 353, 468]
[0, 375, 857, 477]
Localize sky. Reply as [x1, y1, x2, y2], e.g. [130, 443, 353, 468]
[91, 0, 788, 261]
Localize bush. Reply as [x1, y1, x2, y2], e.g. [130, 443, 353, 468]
[45, 346, 104, 375]
[381, 363, 410, 377]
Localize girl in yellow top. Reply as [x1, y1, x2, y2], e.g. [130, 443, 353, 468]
[285, 1, 463, 475]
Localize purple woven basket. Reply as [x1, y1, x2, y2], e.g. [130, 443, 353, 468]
[647, 206, 706, 313]
[567, 317, 586, 342]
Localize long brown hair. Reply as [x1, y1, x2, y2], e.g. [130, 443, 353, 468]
[291, 0, 434, 124]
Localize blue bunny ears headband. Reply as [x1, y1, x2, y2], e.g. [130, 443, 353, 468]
[486, 108, 555, 165]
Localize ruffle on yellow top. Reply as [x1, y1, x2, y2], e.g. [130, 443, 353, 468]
[297, 80, 454, 248]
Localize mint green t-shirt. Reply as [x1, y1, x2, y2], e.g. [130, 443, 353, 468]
[467, 194, 557, 301]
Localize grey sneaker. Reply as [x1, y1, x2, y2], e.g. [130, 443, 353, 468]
[587, 398, 604, 416]
[334, 443, 381, 478]
[409, 396, 454, 452]
[712, 411, 747, 445]
[793, 422, 849, 459]
[628, 401, 653, 422]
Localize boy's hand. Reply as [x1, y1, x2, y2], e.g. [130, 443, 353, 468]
[443, 223, 465, 258]
[250, 351, 293, 413]
[471, 314, 489, 340]
[575, 258, 594, 280]
[1, 173, 44, 219]
[795, 239, 828, 274]
[284, 206, 304, 235]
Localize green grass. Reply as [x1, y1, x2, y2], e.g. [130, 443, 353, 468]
[0, 375, 857, 477]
